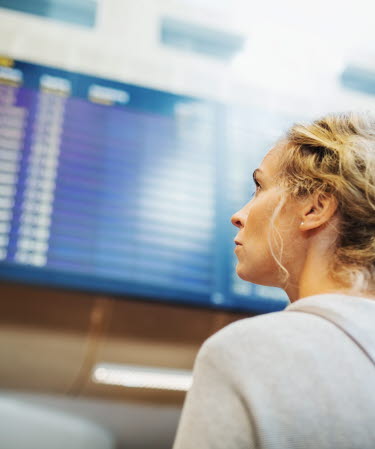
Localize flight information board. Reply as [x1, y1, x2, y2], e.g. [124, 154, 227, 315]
[0, 57, 290, 313]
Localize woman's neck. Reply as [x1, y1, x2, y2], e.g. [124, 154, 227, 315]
[284, 247, 375, 303]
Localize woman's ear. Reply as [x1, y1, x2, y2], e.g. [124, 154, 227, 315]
[300, 192, 338, 231]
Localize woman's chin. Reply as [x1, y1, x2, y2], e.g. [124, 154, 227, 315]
[235, 264, 251, 282]
[236, 263, 270, 285]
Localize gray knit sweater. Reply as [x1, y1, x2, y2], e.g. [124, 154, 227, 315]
[172, 293, 375, 449]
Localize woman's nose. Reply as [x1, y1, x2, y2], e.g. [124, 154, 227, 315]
[231, 209, 244, 229]
[231, 202, 250, 229]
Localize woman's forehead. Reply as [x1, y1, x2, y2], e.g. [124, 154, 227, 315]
[260, 146, 283, 175]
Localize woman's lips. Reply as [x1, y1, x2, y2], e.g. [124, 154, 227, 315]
[234, 240, 242, 253]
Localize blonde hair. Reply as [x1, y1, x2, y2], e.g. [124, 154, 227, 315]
[268, 111, 375, 295]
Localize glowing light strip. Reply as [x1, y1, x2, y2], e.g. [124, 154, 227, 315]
[92, 363, 193, 392]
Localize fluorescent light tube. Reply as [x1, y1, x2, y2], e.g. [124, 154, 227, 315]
[92, 363, 193, 392]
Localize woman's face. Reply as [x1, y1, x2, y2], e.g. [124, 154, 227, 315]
[231, 146, 303, 288]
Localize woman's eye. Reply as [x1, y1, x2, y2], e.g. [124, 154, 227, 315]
[250, 177, 261, 198]
[251, 180, 261, 197]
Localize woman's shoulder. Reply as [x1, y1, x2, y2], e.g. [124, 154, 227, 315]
[201, 307, 312, 350]
[197, 292, 375, 370]
[196, 308, 315, 368]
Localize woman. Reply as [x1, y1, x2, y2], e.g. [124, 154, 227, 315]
[172, 111, 375, 449]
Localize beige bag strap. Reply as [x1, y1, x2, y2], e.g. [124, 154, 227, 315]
[288, 306, 375, 367]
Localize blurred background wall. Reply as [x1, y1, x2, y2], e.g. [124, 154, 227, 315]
[0, 0, 374, 112]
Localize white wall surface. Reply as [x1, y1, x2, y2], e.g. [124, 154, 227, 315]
[0, 0, 374, 121]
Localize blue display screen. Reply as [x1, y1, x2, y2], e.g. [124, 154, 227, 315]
[0, 57, 290, 313]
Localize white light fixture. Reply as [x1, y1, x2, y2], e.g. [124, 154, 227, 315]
[92, 363, 193, 392]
